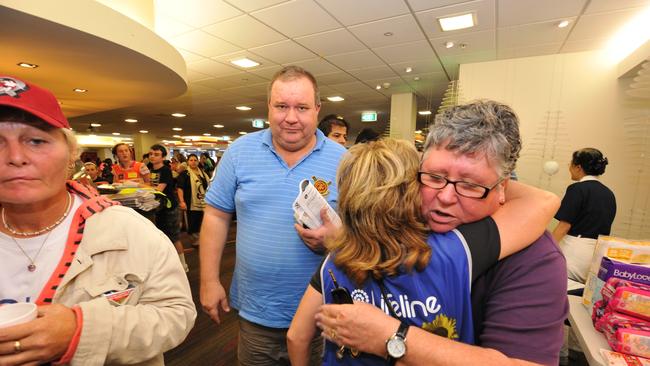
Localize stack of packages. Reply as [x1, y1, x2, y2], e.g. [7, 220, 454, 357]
[580, 236, 650, 365]
[108, 188, 160, 211]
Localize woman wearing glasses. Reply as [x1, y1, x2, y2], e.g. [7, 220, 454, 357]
[288, 138, 558, 366]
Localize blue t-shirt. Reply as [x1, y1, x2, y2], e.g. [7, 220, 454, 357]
[317, 222, 500, 366]
[205, 128, 346, 328]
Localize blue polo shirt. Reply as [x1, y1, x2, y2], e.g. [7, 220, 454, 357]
[205, 128, 346, 328]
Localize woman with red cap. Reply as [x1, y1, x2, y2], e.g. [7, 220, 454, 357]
[0, 76, 195, 365]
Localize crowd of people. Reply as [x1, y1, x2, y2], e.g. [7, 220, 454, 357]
[0, 67, 616, 366]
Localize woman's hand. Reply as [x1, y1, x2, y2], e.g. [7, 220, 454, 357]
[315, 302, 399, 357]
[179, 202, 187, 211]
[0, 304, 76, 365]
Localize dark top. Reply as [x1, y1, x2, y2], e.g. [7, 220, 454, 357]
[149, 165, 178, 209]
[555, 180, 616, 239]
[471, 231, 568, 365]
[310, 217, 500, 290]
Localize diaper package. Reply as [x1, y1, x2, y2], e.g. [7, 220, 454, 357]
[583, 236, 650, 308]
[584, 256, 650, 308]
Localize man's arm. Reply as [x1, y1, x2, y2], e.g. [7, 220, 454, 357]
[199, 205, 232, 324]
[316, 303, 543, 366]
[493, 181, 559, 259]
[552, 221, 571, 244]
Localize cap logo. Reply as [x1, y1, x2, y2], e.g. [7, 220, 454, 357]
[0, 77, 29, 98]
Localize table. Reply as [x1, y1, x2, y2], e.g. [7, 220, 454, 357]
[567, 295, 610, 366]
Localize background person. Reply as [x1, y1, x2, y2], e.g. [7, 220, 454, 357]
[149, 144, 188, 272]
[200, 66, 346, 366]
[313, 100, 567, 366]
[553, 147, 616, 284]
[99, 158, 114, 184]
[288, 138, 559, 366]
[318, 114, 349, 146]
[177, 153, 210, 245]
[199, 152, 215, 178]
[78, 162, 108, 187]
[354, 127, 380, 144]
[0, 76, 195, 365]
[111, 142, 150, 184]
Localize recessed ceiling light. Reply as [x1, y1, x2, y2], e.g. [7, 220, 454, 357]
[173, 134, 182, 138]
[558, 20, 570, 28]
[112, 132, 121, 135]
[445, 41, 455, 49]
[239, 131, 247, 135]
[236, 106, 252, 111]
[203, 133, 211, 136]
[171, 113, 186, 118]
[418, 111, 432, 115]
[124, 118, 138, 123]
[384, 32, 394, 36]
[375, 85, 382, 90]
[73, 88, 87, 93]
[17, 62, 38, 69]
[213, 124, 224, 128]
[90, 123, 102, 127]
[327, 96, 345, 102]
[139, 130, 148, 133]
[405, 67, 412, 73]
[172, 127, 183, 131]
[438, 13, 475, 31]
[230, 58, 261, 68]
[413, 76, 421, 81]
[222, 136, 231, 141]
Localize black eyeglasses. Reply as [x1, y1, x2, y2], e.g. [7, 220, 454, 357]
[417, 172, 504, 199]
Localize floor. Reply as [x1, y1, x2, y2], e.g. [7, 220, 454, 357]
[163, 224, 590, 366]
[164, 226, 239, 366]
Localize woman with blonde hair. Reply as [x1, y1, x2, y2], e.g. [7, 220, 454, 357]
[288, 138, 557, 365]
[0, 76, 195, 365]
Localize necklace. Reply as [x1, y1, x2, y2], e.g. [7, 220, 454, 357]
[2, 191, 72, 237]
[9, 230, 54, 272]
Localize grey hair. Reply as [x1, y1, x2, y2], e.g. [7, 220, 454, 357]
[423, 100, 521, 177]
[267, 65, 321, 107]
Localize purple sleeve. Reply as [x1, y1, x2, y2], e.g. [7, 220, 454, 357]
[471, 232, 568, 365]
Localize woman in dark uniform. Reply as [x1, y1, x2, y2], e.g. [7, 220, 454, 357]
[553, 147, 616, 283]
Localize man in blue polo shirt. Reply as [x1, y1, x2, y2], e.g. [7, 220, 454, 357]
[200, 65, 346, 365]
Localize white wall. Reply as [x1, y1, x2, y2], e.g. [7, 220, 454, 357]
[459, 50, 650, 239]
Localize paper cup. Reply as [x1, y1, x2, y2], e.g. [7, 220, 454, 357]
[0, 303, 37, 328]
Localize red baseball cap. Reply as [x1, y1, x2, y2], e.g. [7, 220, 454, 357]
[0, 76, 70, 129]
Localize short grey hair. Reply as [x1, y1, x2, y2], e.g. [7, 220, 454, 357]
[267, 65, 321, 107]
[423, 100, 521, 177]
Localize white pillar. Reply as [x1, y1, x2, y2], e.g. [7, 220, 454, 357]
[389, 93, 417, 141]
[133, 133, 158, 161]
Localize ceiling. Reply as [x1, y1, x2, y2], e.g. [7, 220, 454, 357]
[3, 0, 650, 146]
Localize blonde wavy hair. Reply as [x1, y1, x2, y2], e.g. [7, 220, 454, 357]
[328, 138, 431, 286]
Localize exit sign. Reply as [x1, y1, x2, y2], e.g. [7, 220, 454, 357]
[252, 119, 265, 128]
[361, 112, 377, 122]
